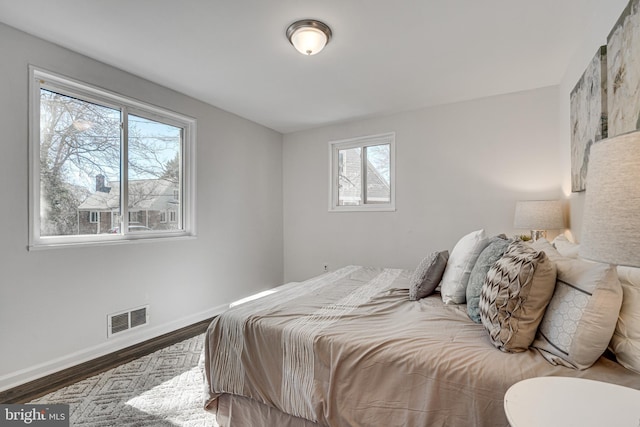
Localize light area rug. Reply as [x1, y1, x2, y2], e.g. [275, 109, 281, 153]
[30, 334, 218, 427]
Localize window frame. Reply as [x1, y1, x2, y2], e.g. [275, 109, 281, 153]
[328, 132, 396, 212]
[128, 211, 141, 224]
[28, 67, 197, 250]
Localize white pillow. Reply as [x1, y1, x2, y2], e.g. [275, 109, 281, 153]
[531, 238, 562, 260]
[610, 265, 640, 374]
[552, 234, 580, 258]
[440, 229, 489, 304]
[538, 238, 640, 372]
[532, 256, 622, 369]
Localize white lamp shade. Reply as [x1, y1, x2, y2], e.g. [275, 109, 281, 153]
[290, 27, 328, 55]
[580, 131, 640, 267]
[513, 200, 565, 230]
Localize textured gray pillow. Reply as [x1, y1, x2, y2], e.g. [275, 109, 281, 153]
[479, 241, 557, 352]
[409, 251, 449, 300]
[466, 236, 511, 323]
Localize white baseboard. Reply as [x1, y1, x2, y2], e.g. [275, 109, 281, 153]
[0, 303, 228, 393]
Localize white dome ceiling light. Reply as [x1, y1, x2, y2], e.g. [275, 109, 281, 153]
[286, 19, 332, 56]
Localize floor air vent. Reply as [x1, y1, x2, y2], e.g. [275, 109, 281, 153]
[108, 305, 149, 337]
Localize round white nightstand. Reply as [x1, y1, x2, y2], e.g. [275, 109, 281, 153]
[504, 376, 640, 427]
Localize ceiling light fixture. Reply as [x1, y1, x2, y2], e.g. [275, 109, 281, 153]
[286, 19, 332, 56]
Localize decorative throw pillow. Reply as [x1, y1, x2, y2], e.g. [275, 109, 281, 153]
[533, 238, 637, 371]
[610, 266, 640, 374]
[479, 241, 557, 352]
[466, 235, 510, 323]
[409, 250, 449, 300]
[532, 257, 622, 369]
[440, 229, 489, 304]
[551, 234, 580, 258]
[531, 238, 562, 261]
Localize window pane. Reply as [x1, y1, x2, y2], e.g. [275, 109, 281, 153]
[39, 89, 121, 236]
[337, 147, 362, 206]
[127, 114, 182, 232]
[365, 144, 391, 204]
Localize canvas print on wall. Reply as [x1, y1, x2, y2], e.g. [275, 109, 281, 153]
[607, 0, 640, 137]
[570, 46, 607, 192]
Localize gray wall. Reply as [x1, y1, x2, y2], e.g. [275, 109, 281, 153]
[283, 86, 563, 282]
[282, 0, 634, 282]
[0, 23, 283, 390]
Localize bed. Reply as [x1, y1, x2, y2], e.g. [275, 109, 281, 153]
[203, 259, 640, 426]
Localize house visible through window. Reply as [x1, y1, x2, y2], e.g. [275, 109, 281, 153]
[29, 68, 196, 248]
[329, 133, 395, 212]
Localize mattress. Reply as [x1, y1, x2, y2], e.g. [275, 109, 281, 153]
[204, 266, 640, 426]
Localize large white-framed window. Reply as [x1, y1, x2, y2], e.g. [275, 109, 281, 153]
[29, 67, 197, 249]
[329, 132, 396, 212]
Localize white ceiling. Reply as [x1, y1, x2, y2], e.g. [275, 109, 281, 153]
[0, 1, 593, 133]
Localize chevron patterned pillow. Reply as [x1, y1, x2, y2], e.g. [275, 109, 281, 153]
[479, 241, 557, 352]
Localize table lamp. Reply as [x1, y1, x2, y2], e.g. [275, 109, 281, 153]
[513, 200, 565, 241]
[580, 131, 640, 267]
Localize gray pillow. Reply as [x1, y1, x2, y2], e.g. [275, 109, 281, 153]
[466, 236, 510, 323]
[409, 250, 449, 300]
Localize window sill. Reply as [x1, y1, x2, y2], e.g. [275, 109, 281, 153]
[28, 233, 197, 251]
[328, 205, 396, 213]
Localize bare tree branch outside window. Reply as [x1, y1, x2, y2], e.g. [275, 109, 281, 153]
[39, 89, 182, 236]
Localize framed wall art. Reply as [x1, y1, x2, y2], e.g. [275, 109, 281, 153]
[607, 0, 640, 137]
[570, 46, 607, 192]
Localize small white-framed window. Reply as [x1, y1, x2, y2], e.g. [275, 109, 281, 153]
[128, 211, 141, 224]
[160, 211, 167, 223]
[169, 210, 177, 223]
[329, 132, 395, 212]
[28, 67, 197, 249]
